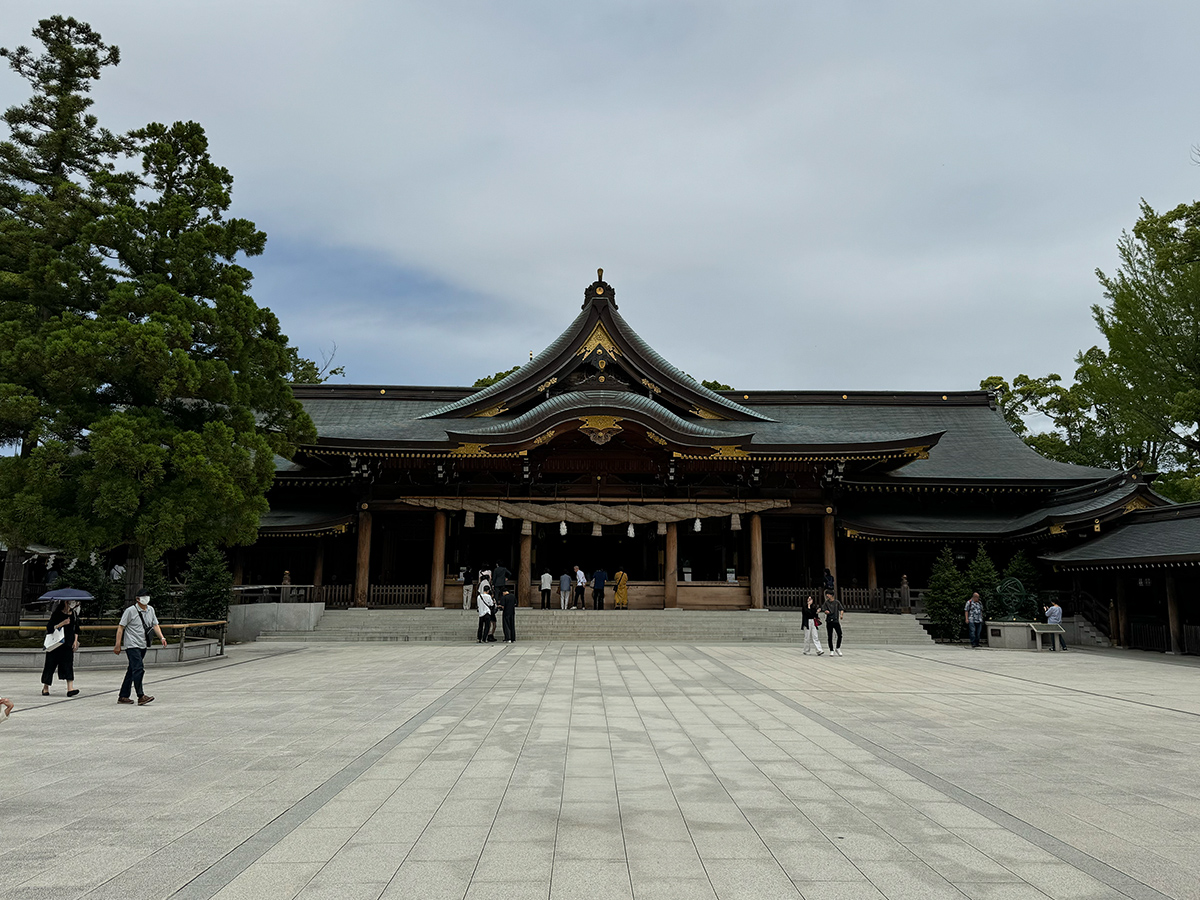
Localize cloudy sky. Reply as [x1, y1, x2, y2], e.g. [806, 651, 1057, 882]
[4, 2, 1199, 391]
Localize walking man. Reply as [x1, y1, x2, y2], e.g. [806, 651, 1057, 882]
[821, 589, 844, 656]
[592, 567, 608, 610]
[501, 585, 517, 642]
[559, 570, 572, 610]
[540, 569, 553, 609]
[965, 591, 985, 649]
[802, 594, 824, 655]
[1043, 598, 1068, 651]
[573, 566, 586, 609]
[114, 592, 167, 705]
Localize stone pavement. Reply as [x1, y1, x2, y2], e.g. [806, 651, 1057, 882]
[1, 641, 1198, 900]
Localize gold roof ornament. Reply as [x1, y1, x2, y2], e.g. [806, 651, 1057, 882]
[471, 404, 508, 418]
[690, 406, 723, 420]
[709, 445, 750, 459]
[577, 322, 621, 358]
[578, 415, 624, 445]
[531, 429, 556, 447]
[449, 442, 493, 457]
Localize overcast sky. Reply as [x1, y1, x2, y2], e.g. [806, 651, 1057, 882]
[4, 2, 1200, 392]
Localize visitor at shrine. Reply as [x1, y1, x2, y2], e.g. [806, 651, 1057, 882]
[559, 571, 572, 610]
[41, 598, 82, 697]
[821, 590, 844, 656]
[573, 566, 586, 609]
[1043, 599, 1067, 651]
[613, 567, 628, 609]
[823, 568, 835, 593]
[540, 569, 553, 609]
[476, 579, 495, 643]
[500, 585, 517, 642]
[964, 592, 985, 649]
[592, 568, 608, 610]
[493, 562, 510, 595]
[802, 595, 824, 656]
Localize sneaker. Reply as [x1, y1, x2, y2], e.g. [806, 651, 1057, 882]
[117, 697, 134, 705]
[137, 695, 154, 706]
[803, 650, 810, 655]
[817, 650, 824, 656]
[836, 649, 843, 656]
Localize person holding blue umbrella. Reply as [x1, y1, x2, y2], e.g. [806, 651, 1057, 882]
[41, 592, 85, 697]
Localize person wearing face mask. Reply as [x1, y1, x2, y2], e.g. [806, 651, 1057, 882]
[41, 599, 81, 697]
[113, 592, 167, 705]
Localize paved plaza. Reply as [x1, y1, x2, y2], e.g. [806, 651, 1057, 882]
[1, 641, 1199, 900]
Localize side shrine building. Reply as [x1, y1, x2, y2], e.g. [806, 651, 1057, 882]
[247, 274, 1169, 614]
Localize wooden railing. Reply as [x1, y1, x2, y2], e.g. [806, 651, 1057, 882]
[765, 586, 923, 612]
[1184, 624, 1200, 656]
[1130, 620, 1169, 652]
[232, 584, 353, 606]
[367, 584, 428, 608]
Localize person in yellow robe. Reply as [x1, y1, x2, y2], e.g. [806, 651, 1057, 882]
[613, 567, 629, 609]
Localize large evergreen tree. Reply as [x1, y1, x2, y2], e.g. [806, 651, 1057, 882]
[923, 547, 967, 641]
[0, 18, 315, 622]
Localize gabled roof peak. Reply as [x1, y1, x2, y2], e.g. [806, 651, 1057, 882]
[583, 269, 617, 310]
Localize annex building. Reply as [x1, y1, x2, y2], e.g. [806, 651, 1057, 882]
[241, 273, 1186, 635]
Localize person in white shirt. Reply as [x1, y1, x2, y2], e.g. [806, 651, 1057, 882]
[113, 593, 167, 705]
[573, 566, 586, 609]
[476, 580, 496, 643]
[540, 570, 553, 609]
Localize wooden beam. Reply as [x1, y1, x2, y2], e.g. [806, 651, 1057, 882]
[354, 510, 372, 608]
[430, 510, 447, 608]
[664, 522, 678, 609]
[749, 513, 763, 609]
[1166, 573, 1183, 655]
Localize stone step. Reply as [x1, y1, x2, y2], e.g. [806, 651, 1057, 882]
[257, 610, 936, 645]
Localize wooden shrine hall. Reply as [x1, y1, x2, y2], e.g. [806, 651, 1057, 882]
[245, 272, 1167, 611]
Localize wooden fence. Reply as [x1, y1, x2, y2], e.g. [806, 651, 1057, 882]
[765, 586, 923, 612]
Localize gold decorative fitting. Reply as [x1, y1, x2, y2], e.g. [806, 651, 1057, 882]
[845, 528, 861, 538]
[597, 359, 606, 369]
[598, 376, 605, 383]
[577, 322, 621, 357]
[646, 431, 668, 446]
[578, 415, 624, 445]
[449, 442, 492, 457]
[903, 446, 931, 460]
[641, 378, 662, 394]
[710, 445, 750, 459]
[1049, 523, 1067, 535]
[531, 429, 556, 447]
[471, 404, 508, 418]
[690, 406, 723, 420]
[1123, 497, 1152, 513]
[535, 377, 558, 392]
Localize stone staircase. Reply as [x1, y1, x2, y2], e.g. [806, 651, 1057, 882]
[257, 609, 936, 645]
[1065, 615, 1111, 648]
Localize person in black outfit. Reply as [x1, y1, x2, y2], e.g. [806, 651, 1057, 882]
[493, 562, 510, 596]
[822, 568, 835, 594]
[42, 599, 82, 697]
[500, 586, 517, 642]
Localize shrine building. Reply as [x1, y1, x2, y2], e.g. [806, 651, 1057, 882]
[244, 273, 1167, 613]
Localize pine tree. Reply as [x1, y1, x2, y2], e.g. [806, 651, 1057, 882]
[965, 545, 1000, 618]
[923, 547, 967, 641]
[181, 543, 231, 621]
[1002, 551, 1042, 620]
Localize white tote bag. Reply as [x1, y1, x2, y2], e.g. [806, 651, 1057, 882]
[43, 628, 64, 652]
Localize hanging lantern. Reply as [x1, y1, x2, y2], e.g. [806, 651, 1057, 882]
[730, 513, 742, 531]
[627, 522, 635, 538]
[495, 515, 504, 530]
[592, 522, 603, 537]
[694, 518, 701, 532]
[657, 521, 667, 536]
[464, 511, 475, 528]
[560, 520, 568, 536]
[521, 519, 532, 536]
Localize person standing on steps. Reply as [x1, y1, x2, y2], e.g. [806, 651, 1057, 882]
[477, 578, 495, 643]
[493, 561, 510, 599]
[41, 598, 82, 697]
[592, 567, 608, 610]
[613, 566, 628, 610]
[802, 594, 824, 656]
[500, 584, 517, 642]
[821, 589, 844, 656]
[114, 593, 167, 706]
[559, 570, 572, 610]
[573, 565, 586, 609]
[540, 569, 553, 609]
[965, 591, 985, 649]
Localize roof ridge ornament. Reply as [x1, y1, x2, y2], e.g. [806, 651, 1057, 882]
[584, 268, 617, 309]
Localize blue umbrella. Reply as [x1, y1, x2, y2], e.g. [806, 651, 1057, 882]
[38, 587, 93, 601]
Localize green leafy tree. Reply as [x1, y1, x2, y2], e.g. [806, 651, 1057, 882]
[55, 554, 120, 620]
[0, 19, 316, 620]
[701, 379, 733, 391]
[923, 546, 967, 641]
[1002, 551, 1040, 597]
[473, 366, 520, 388]
[964, 544, 1000, 616]
[181, 542, 232, 621]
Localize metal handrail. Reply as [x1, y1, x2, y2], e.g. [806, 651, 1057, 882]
[0, 621, 228, 661]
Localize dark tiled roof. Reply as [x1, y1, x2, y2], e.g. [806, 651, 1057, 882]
[1042, 503, 1200, 566]
[466, 391, 730, 440]
[259, 506, 353, 533]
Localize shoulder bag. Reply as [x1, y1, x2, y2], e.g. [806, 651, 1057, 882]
[43, 628, 65, 652]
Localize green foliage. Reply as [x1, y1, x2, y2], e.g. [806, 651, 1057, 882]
[1002, 551, 1040, 597]
[473, 366, 520, 388]
[181, 542, 231, 621]
[923, 547, 967, 641]
[0, 18, 316, 562]
[964, 544, 1000, 613]
[701, 379, 733, 391]
[141, 556, 176, 618]
[55, 554, 120, 620]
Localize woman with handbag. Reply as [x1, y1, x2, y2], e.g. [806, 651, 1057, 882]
[41, 599, 81, 697]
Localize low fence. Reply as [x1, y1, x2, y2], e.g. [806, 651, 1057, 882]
[232, 584, 352, 606]
[765, 586, 923, 613]
[1129, 620, 1170, 652]
[1185, 624, 1200, 656]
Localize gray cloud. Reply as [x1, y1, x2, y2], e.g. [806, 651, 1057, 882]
[4, 1, 1199, 390]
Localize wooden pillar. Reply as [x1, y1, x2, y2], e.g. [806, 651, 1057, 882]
[231, 548, 244, 587]
[749, 514, 764, 609]
[867, 546, 878, 591]
[1108, 595, 1120, 647]
[0, 546, 26, 627]
[664, 522, 678, 608]
[1166, 573, 1183, 655]
[430, 511, 447, 608]
[823, 514, 837, 591]
[312, 540, 324, 589]
[1116, 576, 1129, 648]
[518, 528, 532, 607]
[354, 510, 372, 608]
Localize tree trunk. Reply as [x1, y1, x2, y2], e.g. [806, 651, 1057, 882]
[0, 547, 27, 626]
